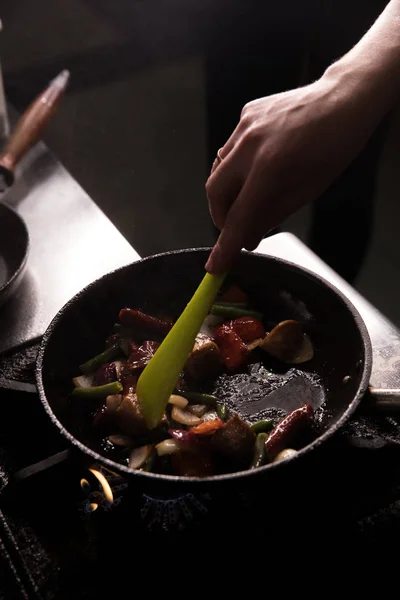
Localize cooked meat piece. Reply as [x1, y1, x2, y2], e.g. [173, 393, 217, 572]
[93, 362, 117, 386]
[185, 333, 223, 380]
[121, 374, 137, 396]
[213, 324, 250, 371]
[119, 308, 173, 338]
[211, 414, 256, 468]
[122, 340, 160, 374]
[115, 393, 149, 436]
[115, 392, 167, 437]
[265, 403, 314, 461]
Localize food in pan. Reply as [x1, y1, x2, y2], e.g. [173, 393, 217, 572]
[71, 284, 315, 477]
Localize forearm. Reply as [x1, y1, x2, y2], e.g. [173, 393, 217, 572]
[323, 0, 400, 124]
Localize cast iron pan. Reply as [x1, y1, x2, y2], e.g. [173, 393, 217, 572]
[0, 203, 29, 307]
[35, 248, 374, 494]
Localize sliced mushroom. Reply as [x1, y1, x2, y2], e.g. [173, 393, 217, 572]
[106, 394, 123, 415]
[129, 444, 153, 469]
[259, 320, 314, 364]
[171, 405, 203, 426]
[187, 403, 208, 417]
[108, 434, 134, 447]
[247, 338, 264, 351]
[155, 438, 181, 456]
[168, 394, 189, 408]
[272, 448, 298, 462]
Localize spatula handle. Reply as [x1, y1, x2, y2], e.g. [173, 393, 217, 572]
[0, 69, 69, 187]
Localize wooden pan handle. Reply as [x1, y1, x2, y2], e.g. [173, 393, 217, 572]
[0, 70, 70, 186]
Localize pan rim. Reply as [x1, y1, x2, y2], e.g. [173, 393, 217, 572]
[35, 246, 373, 485]
[0, 203, 29, 297]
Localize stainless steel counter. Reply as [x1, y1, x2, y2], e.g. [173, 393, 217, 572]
[0, 138, 139, 355]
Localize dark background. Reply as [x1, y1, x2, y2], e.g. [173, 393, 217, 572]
[1, 0, 400, 322]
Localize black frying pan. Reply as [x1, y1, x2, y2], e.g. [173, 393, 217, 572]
[35, 248, 380, 494]
[0, 203, 29, 307]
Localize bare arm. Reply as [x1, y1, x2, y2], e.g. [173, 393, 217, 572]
[205, 0, 400, 274]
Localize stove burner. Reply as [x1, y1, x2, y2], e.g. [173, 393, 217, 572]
[78, 465, 213, 531]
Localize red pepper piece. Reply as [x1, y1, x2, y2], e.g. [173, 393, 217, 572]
[119, 308, 173, 337]
[213, 324, 251, 371]
[229, 316, 266, 343]
[265, 403, 314, 461]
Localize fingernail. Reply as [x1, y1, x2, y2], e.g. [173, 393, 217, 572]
[205, 255, 215, 273]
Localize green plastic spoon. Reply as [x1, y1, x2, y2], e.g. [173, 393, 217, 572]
[136, 271, 226, 429]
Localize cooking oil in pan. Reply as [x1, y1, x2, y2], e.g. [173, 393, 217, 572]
[211, 361, 326, 426]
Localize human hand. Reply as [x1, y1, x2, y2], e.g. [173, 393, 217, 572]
[205, 71, 378, 274]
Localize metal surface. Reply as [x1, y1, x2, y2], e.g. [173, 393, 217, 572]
[0, 136, 139, 355]
[255, 233, 400, 389]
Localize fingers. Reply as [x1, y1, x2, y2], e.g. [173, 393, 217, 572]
[206, 171, 277, 274]
[206, 151, 243, 231]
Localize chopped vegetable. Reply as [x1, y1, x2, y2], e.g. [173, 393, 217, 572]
[260, 320, 314, 364]
[171, 405, 203, 426]
[108, 434, 134, 447]
[168, 394, 189, 408]
[119, 308, 173, 337]
[187, 403, 208, 417]
[201, 410, 219, 422]
[129, 444, 153, 469]
[71, 381, 123, 399]
[265, 403, 314, 461]
[272, 448, 298, 462]
[106, 393, 123, 414]
[190, 418, 224, 436]
[229, 316, 266, 343]
[72, 374, 94, 388]
[176, 391, 219, 405]
[155, 438, 181, 456]
[210, 303, 263, 321]
[216, 403, 228, 420]
[247, 338, 264, 351]
[213, 324, 250, 370]
[79, 342, 121, 374]
[142, 448, 156, 472]
[250, 433, 268, 469]
[250, 419, 274, 434]
[168, 429, 198, 445]
[199, 314, 223, 337]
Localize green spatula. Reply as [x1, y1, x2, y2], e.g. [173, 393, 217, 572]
[136, 271, 226, 429]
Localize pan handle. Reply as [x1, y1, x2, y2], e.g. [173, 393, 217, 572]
[0, 70, 69, 190]
[367, 386, 400, 413]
